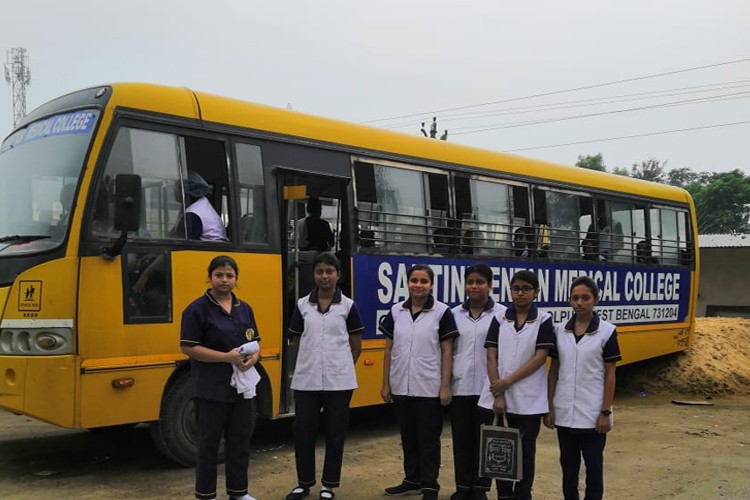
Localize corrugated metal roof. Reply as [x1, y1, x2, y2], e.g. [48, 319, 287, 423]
[699, 234, 750, 248]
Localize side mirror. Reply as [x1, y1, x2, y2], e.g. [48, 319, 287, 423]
[114, 174, 142, 231]
[103, 174, 141, 260]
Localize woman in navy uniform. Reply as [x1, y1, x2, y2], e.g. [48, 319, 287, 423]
[449, 264, 506, 500]
[478, 270, 555, 500]
[545, 276, 621, 500]
[180, 255, 260, 500]
[380, 264, 458, 500]
[286, 253, 364, 500]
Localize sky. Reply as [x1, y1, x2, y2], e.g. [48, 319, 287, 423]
[2, 0, 749, 175]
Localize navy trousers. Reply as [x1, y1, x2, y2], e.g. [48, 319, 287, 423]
[194, 397, 255, 500]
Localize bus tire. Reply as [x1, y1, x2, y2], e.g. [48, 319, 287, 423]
[150, 370, 200, 467]
[150, 369, 259, 467]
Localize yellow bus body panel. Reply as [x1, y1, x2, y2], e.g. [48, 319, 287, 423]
[0, 258, 79, 426]
[351, 340, 386, 408]
[75, 250, 282, 425]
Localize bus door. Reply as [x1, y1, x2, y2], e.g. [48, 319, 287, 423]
[276, 169, 352, 414]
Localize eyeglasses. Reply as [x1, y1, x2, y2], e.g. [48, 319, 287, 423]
[511, 285, 535, 294]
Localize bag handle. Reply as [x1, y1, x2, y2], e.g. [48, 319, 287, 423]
[493, 413, 509, 427]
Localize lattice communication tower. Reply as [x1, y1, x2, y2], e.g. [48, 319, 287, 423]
[4, 47, 32, 127]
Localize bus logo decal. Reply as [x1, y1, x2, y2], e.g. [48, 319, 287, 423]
[18, 280, 42, 312]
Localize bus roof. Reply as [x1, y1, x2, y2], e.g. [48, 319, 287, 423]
[36, 82, 694, 205]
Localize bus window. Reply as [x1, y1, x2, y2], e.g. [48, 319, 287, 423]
[354, 160, 445, 253]
[124, 249, 171, 323]
[660, 208, 680, 265]
[604, 200, 644, 264]
[467, 178, 512, 256]
[236, 143, 267, 245]
[534, 187, 590, 260]
[677, 211, 692, 265]
[92, 128, 229, 242]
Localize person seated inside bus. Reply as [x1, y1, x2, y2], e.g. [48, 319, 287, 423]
[50, 183, 77, 239]
[177, 170, 228, 242]
[432, 220, 457, 253]
[297, 196, 334, 252]
[132, 172, 227, 298]
[636, 239, 659, 264]
[581, 223, 605, 261]
[358, 228, 376, 248]
[514, 226, 537, 258]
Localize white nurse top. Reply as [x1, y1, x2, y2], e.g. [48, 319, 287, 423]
[478, 304, 555, 414]
[550, 312, 622, 429]
[379, 294, 458, 398]
[451, 298, 507, 396]
[289, 288, 364, 391]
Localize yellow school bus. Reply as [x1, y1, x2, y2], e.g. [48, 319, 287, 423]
[0, 83, 698, 465]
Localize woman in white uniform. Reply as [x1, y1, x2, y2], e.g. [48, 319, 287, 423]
[449, 263, 506, 500]
[286, 253, 364, 500]
[478, 270, 555, 500]
[544, 275, 621, 500]
[380, 264, 458, 500]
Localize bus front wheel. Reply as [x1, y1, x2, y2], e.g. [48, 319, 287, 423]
[150, 370, 199, 466]
[150, 369, 258, 467]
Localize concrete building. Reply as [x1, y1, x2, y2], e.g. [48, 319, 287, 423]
[697, 234, 750, 317]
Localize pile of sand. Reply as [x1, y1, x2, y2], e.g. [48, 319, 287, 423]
[620, 317, 750, 396]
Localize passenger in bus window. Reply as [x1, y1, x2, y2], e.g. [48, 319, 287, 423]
[636, 240, 659, 264]
[380, 264, 458, 500]
[133, 172, 227, 296]
[50, 183, 76, 239]
[513, 226, 536, 258]
[286, 252, 364, 500]
[449, 264, 507, 500]
[179, 255, 261, 500]
[544, 276, 621, 500]
[581, 223, 600, 261]
[180, 170, 228, 242]
[432, 220, 457, 253]
[298, 196, 334, 252]
[477, 270, 555, 500]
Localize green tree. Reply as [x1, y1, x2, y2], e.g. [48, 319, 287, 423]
[666, 167, 699, 188]
[575, 153, 606, 172]
[611, 166, 630, 177]
[686, 170, 750, 234]
[631, 158, 666, 182]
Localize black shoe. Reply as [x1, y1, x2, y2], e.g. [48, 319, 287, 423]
[285, 486, 310, 500]
[422, 492, 438, 500]
[450, 490, 472, 500]
[384, 482, 421, 496]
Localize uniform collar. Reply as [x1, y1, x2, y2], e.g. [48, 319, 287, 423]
[563, 312, 601, 335]
[308, 287, 343, 304]
[403, 294, 435, 311]
[504, 303, 540, 323]
[205, 289, 240, 308]
[461, 297, 496, 312]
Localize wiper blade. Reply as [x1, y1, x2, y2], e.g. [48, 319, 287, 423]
[0, 234, 51, 243]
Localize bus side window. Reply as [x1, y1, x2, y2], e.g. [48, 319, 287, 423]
[534, 187, 588, 260]
[236, 143, 267, 245]
[124, 249, 171, 323]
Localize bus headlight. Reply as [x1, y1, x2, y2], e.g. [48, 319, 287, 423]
[36, 333, 61, 350]
[0, 322, 73, 355]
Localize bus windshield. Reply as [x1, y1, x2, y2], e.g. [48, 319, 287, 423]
[0, 109, 100, 255]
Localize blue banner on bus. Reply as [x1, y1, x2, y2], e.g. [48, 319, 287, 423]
[352, 254, 690, 340]
[1, 110, 99, 153]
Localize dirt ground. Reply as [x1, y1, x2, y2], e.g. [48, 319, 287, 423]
[1, 317, 749, 499]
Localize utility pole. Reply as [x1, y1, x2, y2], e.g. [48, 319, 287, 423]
[4, 47, 32, 127]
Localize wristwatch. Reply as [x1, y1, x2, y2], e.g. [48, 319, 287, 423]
[600, 409, 612, 416]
